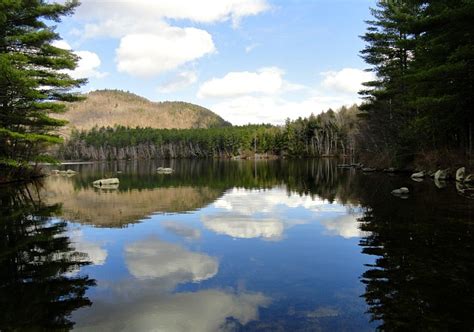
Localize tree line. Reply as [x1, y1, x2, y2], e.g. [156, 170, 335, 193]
[58, 105, 360, 161]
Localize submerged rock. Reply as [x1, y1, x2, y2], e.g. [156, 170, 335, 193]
[93, 178, 120, 186]
[455, 167, 465, 182]
[391, 187, 409, 197]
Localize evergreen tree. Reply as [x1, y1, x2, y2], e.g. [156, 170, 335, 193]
[359, 0, 421, 163]
[0, 0, 83, 181]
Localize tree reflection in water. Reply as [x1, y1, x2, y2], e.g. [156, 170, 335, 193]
[355, 175, 474, 331]
[0, 182, 96, 331]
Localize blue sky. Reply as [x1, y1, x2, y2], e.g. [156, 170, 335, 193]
[54, 0, 376, 124]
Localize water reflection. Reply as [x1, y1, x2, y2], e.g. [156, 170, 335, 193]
[73, 237, 269, 332]
[4, 159, 471, 330]
[0, 183, 96, 331]
[355, 175, 474, 331]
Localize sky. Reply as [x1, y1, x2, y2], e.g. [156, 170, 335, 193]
[53, 0, 376, 125]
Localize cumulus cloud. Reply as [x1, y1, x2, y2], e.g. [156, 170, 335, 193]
[52, 40, 107, 79]
[320, 214, 366, 239]
[125, 237, 218, 282]
[74, 235, 269, 332]
[158, 71, 198, 93]
[75, 0, 270, 32]
[198, 67, 370, 124]
[321, 68, 375, 94]
[198, 67, 285, 98]
[209, 93, 358, 125]
[201, 187, 365, 240]
[116, 29, 215, 78]
[202, 214, 284, 240]
[74, 287, 269, 332]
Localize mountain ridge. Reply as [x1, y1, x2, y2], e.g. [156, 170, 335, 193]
[56, 89, 231, 133]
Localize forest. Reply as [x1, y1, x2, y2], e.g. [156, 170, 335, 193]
[0, 0, 473, 181]
[58, 105, 360, 160]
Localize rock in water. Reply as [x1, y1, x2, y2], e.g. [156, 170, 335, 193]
[434, 169, 449, 181]
[456, 167, 465, 182]
[391, 187, 409, 196]
[411, 171, 425, 179]
[157, 167, 173, 174]
[93, 178, 120, 186]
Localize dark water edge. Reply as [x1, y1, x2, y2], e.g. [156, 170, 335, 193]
[0, 159, 472, 331]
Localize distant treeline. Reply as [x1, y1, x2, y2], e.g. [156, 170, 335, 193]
[59, 105, 359, 160]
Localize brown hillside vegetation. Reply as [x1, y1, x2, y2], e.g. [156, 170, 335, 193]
[43, 176, 223, 227]
[57, 89, 230, 133]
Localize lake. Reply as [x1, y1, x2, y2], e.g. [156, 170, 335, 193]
[0, 160, 473, 331]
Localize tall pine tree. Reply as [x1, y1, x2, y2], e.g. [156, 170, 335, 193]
[0, 0, 84, 181]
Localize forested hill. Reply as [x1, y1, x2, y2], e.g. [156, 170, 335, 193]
[56, 90, 231, 133]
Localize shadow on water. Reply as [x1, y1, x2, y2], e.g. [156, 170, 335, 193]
[0, 182, 96, 331]
[350, 174, 474, 331]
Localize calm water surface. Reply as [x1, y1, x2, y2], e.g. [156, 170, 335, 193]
[1, 160, 473, 331]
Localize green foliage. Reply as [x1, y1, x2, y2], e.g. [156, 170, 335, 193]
[359, 0, 474, 164]
[60, 105, 361, 160]
[0, 0, 83, 180]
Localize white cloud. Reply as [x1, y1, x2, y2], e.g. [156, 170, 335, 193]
[320, 214, 366, 239]
[125, 237, 218, 282]
[202, 214, 285, 240]
[116, 29, 215, 78]
[74, 288, 269, 332]
[321, 68, 375, 94]
[198, 67, 368, 124]
[209, 93, 357, 125]
[52, 40, 107, 79]
[200, 187, 367, 240]
[70, 230, 108, 265]
[158, 71, 198, 93]
[75, 0, 270, 32]
[198, 67, 285, 98]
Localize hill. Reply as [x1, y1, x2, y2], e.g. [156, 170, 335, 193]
[57, 90, 231, 133]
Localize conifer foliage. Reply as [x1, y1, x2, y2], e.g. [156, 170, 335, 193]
[0, 0, 83, 180]
[359, 0, 474, 165]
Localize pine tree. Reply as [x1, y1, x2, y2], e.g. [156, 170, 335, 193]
[359, 0, 421, 163]
[406, 0, 474, 154]
[0, 0, 84, 181]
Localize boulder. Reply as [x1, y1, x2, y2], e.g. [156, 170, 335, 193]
[411, 171, 425, 179]
[66, 169, 76, 174]
[383, 167, 397, 173]
[464, 174, 474, 183]
[391, 187, 409, 195]
[434, 169, 449, 181]
[93, 183, 119, 190]
[455, 167, 465, 182]
[157, 167, 173, 174]
[93, 178, 120, 186]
